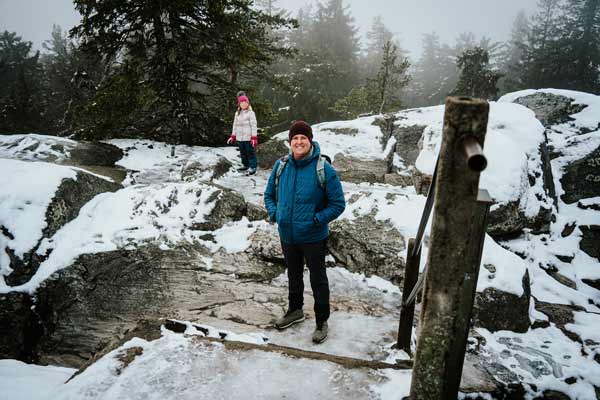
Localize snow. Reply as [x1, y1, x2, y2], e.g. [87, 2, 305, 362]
[0, 359, 75, 400]
[0, 159, 77, 288]
[2, 88, 600, 398]
[405, 102, 549, 217]
[274, 116, 389, 161]
[477, 326, 600, 399]
[0, 134, 76, 162]
[2, 181, 223, 294]
[46, 330, 410, 400]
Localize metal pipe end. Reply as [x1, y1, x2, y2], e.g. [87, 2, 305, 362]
[462, 136, 487, 172]
[468, 153, 487, 172]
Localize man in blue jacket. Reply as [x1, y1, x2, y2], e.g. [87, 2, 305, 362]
[264, 120, 346, 344]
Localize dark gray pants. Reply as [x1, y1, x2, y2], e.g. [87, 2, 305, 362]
[281, 239, 330, 324]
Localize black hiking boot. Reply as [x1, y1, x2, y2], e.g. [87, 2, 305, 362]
[312, 321, 328, 344]
[274, 309, 305, 330]
[237, 166, 249, 172]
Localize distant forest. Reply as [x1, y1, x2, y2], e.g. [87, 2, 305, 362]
[1, 0, 599, 145]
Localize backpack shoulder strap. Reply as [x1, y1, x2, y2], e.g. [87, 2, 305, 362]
[274, 155, 288, 199]
[316, 155, 327, 190]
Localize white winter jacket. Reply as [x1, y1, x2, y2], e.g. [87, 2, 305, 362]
[232, 108, 258, 141]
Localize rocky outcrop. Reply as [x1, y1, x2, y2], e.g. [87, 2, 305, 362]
[257, 138, 289, 169]
[181, 157, 233, 181]
[412, 168, 433, 195]
[534, 299, 586, 342]
[33, 237, 287, 367]
[5, 171, 122, 286]
[69, 142, 124, 167]
[560, 145, 600, 204]
[473, 270, 531, 333]
[392, 125, 426, 167]
[513, 92, 586, 127]
[0, 292, 38, 362]
[487, 201, 553, 239]
[333, 154, 389, 184]
[579, 225, 600, 261]
[190, 184, 247, 231]
[328, 215, 406, 284]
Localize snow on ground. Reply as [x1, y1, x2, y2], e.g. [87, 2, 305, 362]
[477, 326, 600, 399]
[108, 139, 242, 186]
[499, 89, 600, 205]
[403, 102, 550, 217]
[274, 116, 390, 161]
[0, 159, 77, 289]
[46, 329, 411, 400]
[1, 180, 266, 294]
[0, 134, 76, 162]
[2, 89, 600, 398]
[0, 359, 75, 400]
[497, 89, 600, 311]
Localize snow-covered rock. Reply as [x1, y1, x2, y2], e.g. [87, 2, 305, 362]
[2, 87, 600, 399]
[0, 159, 121, 288]
[499, 89, 600, 206]
[401, 102, 554, 238]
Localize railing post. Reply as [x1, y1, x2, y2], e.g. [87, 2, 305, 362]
[396, 238, 421, 355]
[444, 189, 493, 396]
[409, 96, 490, 400]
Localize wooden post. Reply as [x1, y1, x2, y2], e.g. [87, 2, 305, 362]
[397, 238, 421, 355]
[444, 189, 493, 396]
[409, 96, 489, 400]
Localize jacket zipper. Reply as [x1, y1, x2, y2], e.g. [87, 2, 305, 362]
[290, 161, 297, 243]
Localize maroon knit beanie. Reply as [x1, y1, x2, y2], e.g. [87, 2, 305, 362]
[288, 120, 313, 142]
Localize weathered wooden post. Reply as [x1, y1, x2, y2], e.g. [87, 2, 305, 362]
[397, 238, 421, 354]
[409, 96, 490, 399]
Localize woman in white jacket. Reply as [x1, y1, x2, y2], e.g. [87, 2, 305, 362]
[227, 93, 258, 175]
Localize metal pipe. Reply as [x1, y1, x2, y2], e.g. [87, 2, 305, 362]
[463, 136, 487, 172]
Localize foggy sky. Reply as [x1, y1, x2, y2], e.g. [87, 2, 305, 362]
[1, 0, 540, 59]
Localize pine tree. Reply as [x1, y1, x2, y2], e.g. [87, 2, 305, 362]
[363, 16, 395, 78]
[408, 32, 456, 106]
[39, 25, 104, 134]
[453, 47, 501, 99]
[559, 0, 600, 92]
[309, 0, 361, 91]
[521, 0, 564, 88]
[0, 31, 44, 133]
[368, 40, 411, 113]
[498, 10, 530, 94]
[70, 0, 294, 145]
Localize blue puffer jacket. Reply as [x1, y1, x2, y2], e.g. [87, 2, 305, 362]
[264, 142, 346, 244]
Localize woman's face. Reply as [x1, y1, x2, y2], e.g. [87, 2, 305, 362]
[239, 101, 249, 110]
[291, 134, 311, 159]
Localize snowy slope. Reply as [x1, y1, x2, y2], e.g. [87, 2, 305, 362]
[0, 159, 77, 289]
[1, 89, 600, 399]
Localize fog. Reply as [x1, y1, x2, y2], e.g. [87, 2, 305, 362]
[1, 0, 539, 58]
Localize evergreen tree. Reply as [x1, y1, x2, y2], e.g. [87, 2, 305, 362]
[39, 25, 104, 134]
[453, 47, 501, 99]
[558, 0, 600, 92]
[363, 16, 395, 78]
[498, 10, 530, 94]
[0, 31, 44, 133]
[368, 40, 411, 113]
[70, 0, 294, 145]
[521, 0, 564, 88]
[408, 32, 456, 106]
[330, 86, 369, 119]
[309, 0, 361, 93]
